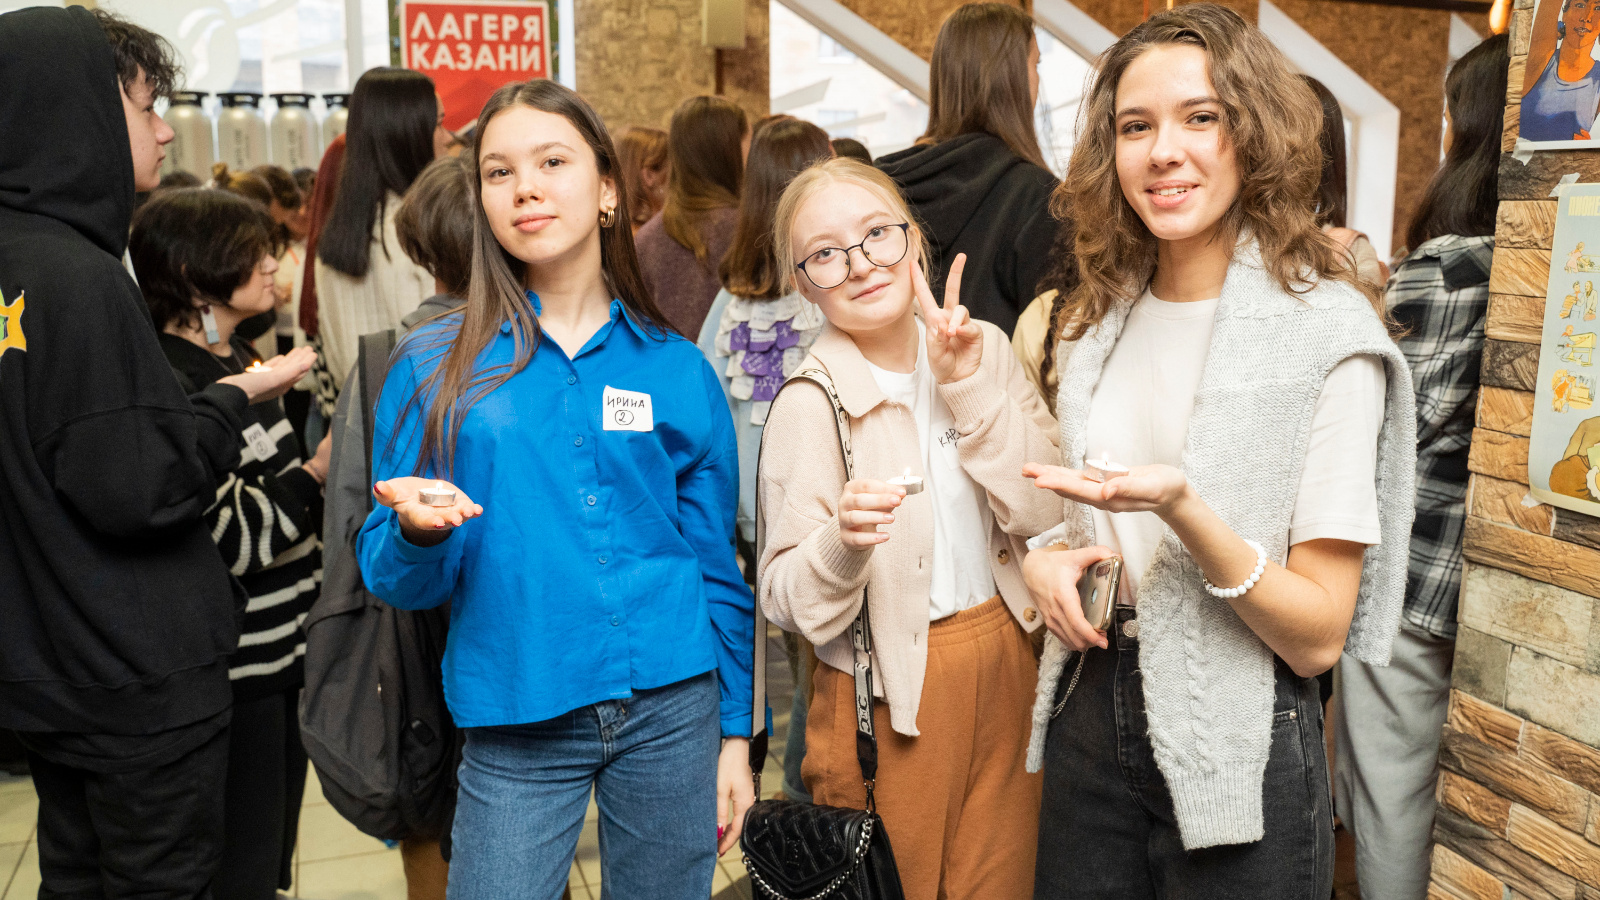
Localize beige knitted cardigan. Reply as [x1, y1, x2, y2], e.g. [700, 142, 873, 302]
[757, 319, 1062, 736]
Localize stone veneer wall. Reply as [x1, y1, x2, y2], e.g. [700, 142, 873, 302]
[1428, 7, 1600, 899]
[575, 0, 769, 134]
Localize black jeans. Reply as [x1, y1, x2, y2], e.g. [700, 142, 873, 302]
[214, 690, 307, 900]
[1034, 607, 1333, 900]
[26, 723, 229, 900]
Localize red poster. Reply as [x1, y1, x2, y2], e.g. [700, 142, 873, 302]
[399, 0, 551, 131]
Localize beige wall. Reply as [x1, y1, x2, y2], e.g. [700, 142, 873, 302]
[576, 0, 767, 134]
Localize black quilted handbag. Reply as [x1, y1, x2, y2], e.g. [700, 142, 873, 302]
[740, 369, 906, 900]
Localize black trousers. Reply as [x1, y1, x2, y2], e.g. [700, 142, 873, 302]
[1034, 607, 1334, 900]
[27, 724, 229, 900]
[213, 690, 307, 900]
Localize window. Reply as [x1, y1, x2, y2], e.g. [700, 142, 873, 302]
[818, 33, 856, 62]
[770, 1, 928, 156]
[815, 108, 863, 138]
[1033, 27, 1094, 178]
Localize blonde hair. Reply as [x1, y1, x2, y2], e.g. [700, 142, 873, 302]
[1055, 3, 1380, 343]
[774, 158, 930, 293]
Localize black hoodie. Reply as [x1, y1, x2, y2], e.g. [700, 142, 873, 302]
[0, 7, 250, 737]
[877, 133, 1059, 335]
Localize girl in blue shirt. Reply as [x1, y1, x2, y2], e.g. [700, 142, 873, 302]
[356, 80, 756, 899]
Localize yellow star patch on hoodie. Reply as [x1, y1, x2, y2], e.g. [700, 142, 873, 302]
[0, 288, 24, 356]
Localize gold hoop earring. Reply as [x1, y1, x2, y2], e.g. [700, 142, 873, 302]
[599, 208, 617, 228]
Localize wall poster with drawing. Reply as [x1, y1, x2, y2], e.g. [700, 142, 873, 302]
[1520, 0, 1600, 149]
[1532, 183, 1600, 514]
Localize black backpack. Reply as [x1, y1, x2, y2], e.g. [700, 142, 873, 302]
[299, 329, 459, 843]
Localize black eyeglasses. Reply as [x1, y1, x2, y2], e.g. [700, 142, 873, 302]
[795, 222, 911, 290]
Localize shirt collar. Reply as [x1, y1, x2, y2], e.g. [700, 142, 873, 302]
[498, 293, 651, 345]
[807, 322, 890, 418]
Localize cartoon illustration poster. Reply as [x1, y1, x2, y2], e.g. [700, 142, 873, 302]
[1532, 183, 1600, 514]
[1517, 0, 1600, 150]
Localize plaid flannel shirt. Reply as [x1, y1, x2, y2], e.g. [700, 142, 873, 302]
[1386, 234, 1494, 640]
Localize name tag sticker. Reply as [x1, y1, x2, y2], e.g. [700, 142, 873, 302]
[603, 385, 654, 432]
[242, 423, 277, 459]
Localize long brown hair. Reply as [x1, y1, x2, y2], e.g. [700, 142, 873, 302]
[921, 3, 1047, 170]
[1302, 76, 1348, 229]
[663, 95, 747, 268]
[720, 118, 833, 300]
[1054, 3, 1377, 343]
[1405, 33, 1507, 252]
[402, 80, 668, 477]
[616, 125, 669, 228]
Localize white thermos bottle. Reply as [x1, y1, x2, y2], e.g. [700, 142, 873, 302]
[217, 92, 268, 170]
[161, 91, 214, 179]
[269, 93, 321, 170]
[322, 93, 350, 148]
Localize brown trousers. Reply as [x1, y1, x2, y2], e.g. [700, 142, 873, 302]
[803, 596, 1042, 900]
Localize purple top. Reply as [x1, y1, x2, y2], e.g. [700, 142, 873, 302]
[635, 207, 740, 339]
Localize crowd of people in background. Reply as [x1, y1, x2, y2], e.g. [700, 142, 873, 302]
[0, 2, 1510, 900]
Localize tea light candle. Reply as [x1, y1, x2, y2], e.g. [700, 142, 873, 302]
[887, 467, 924, 495]
[245, 361, 271, 373]
[419, 481, 457, 507]
[1083, 451, 1130, 484]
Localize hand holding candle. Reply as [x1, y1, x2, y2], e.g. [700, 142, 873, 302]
[373, 476, 483, 546]
[887, 467, 924, 495]
[218, 345, 315, 403]
[836, 478, 906, 548]
[1083, 450, 1130, 483]
[1023, 459, 1192, 517]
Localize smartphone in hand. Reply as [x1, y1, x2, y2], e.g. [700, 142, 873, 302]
[1077, 556, 1124, 632]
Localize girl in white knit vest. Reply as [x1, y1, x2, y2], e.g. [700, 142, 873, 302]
[757, 158, 1063, 900]
[1019, 5, 1417, 897]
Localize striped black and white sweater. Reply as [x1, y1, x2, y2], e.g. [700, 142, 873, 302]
[161, 333, 324, 701]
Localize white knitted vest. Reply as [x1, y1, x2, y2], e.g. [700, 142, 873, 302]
[1026, 244, 1417, 850]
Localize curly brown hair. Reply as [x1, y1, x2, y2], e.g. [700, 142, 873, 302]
[1053, 3, 1378, 344]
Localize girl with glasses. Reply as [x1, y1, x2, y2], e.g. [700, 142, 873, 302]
[757, 157, 1062, 900]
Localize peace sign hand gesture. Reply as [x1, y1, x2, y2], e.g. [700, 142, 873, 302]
[914, 253, 982, 384]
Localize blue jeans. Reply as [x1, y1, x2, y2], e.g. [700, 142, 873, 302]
[1035, 607, 1334, 899]
[448, 673, 720, 900]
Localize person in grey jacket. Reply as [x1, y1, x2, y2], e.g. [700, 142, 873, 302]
[1018, 7, 1415, 897]
[316, 156, 472, 898]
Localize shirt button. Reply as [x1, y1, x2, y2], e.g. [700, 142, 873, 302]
[610, 615, 621, 627]
[598, 555, 608, 565]
[574, 436, 584, 447]
[586, 495, 597, 506]
[998, 548, 1011, 565]
[566, 374, 577, 385]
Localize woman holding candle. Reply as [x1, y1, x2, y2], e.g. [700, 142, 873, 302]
[354, 80, 755, 899]
[1018, 6, 1416, 896]
[129, 187, 329, 900]
[757, 157, 1062, 900]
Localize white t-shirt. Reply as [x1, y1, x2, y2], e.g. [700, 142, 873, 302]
[866, 324, 996, 620]
[1084, 290, 1386, 603]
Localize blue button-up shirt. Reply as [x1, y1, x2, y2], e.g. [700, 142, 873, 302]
[357, 299, 754, 735]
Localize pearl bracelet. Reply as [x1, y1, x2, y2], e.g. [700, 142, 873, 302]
[1204, 539, 1267, 599]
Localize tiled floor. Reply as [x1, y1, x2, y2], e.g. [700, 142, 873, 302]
[0, 626, 797, 900]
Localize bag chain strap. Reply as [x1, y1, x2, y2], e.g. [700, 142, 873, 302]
[1049, 651, 1088, 720]
[743, 817, 875, 900]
